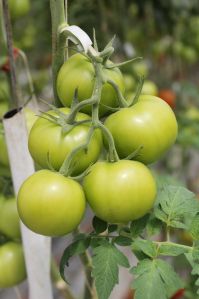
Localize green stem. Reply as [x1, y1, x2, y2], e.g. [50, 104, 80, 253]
[50, 0, 66, 105]
[59, 127, 94, 176]
[107, 79, 128, 108]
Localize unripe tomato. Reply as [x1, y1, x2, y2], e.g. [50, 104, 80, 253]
[105, 95, 178, 164]
[0, 195, 20, 240]
[0, 242, 26, 288]
[83, 160, 156, 223]
[56, 53, 125, 116]
[141, 80, 158, 96]
[8, 0, 30, 20]
[158, 89, 176, 109]
[123, 74, 136, 92]
[132, 61, 149, 77]
[28, 107, 103, 174]
[17, 170, 86, 236]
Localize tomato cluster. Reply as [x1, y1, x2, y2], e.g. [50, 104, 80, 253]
[17, 51, 178, 237]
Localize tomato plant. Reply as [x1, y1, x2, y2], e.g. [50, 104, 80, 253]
[0, 195, 20, 240]
[8, 0, 30, 20]
[17, 169, 86, 236]
[28, 107, 103, 174]
[0, 242, 26, 288]
[83, 160, 156, 223]
[105, 95, 178, 164]
[56, 53, 125, 116]
[0, 123, 9, 168]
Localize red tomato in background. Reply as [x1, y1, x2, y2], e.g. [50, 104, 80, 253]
[170, 288, 185, 299]
[158, 89, 176, 109]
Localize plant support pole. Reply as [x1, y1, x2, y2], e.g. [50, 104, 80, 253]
[2, 1, 53, 298]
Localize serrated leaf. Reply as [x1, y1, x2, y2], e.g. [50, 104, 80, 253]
[189, 214, 199, 240]
[92, 241, 130, 299]
[130, 214, 149, 238]
[154, 186, 198, 229]
[158, 242, 190, 256]
[131, 259, 183, 299]
[146, 216, 162, 236]
[132, 239, 157, 258]
[92, 216, 108, 234]
[60, 237, 90, 282]
[114, 236, 132, 246]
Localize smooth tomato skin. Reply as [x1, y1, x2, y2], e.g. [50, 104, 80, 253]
[56, 54, 125, 116]
[0, 196, 21, 239]
[17, 170, 86, 236]
[8, 0, 30, 19]
[28, 107, 103, 175]
[0, 242, 26, 288]
[83, 160, 156, 223]
[105, 95, 178, 164]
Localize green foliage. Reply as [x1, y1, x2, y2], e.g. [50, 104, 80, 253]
[59, 235, 90, 282]
[131, 259, 183, 299]
[154, 185, 198, 229]
[92, 240, 130, 299]
[92, 216, 108, 234]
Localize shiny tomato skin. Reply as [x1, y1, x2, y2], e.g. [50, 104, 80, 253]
[83, 160, 156, 223]
[28, 107, 103, 175]
[0, 242, 26, 288]
[56, 53, 125, 116]
[17, 170, 86, 236]
[105, 95, 178, 164]
[0, 196, 21, 239]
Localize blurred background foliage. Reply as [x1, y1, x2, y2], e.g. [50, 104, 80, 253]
[0, 2, 199, 297]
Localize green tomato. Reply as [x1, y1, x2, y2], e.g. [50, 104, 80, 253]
[0, 242, 26, 288]
[8, 0, 30, 20]
[105, 95, 178, 164]
[17, 170, 86, 236]
[132, 61, 149, 77]
[123, 74, 136, 93]
[0, 195, 20, 240]
[83, 160, 156, 223]
[28, 107, 103, 174]
[141, 80, 158, 96]
[56, 53, 125, 116]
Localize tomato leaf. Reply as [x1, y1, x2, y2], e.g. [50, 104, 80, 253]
[114, 236, 132, 246]
[92, 216, 108, 234]
[132, 239, 157, 259]
[185, 250, 199, 295]
[92, 240, 130, 299]
[131, 259, 183, 299]
[189, 214, 199, 240]
[59, 236, 90, 282]
[130, 214, 149, 238]
[154, 186, 199, 229]
[158, 243, 190, 256]
[108, 224, 118, 233]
